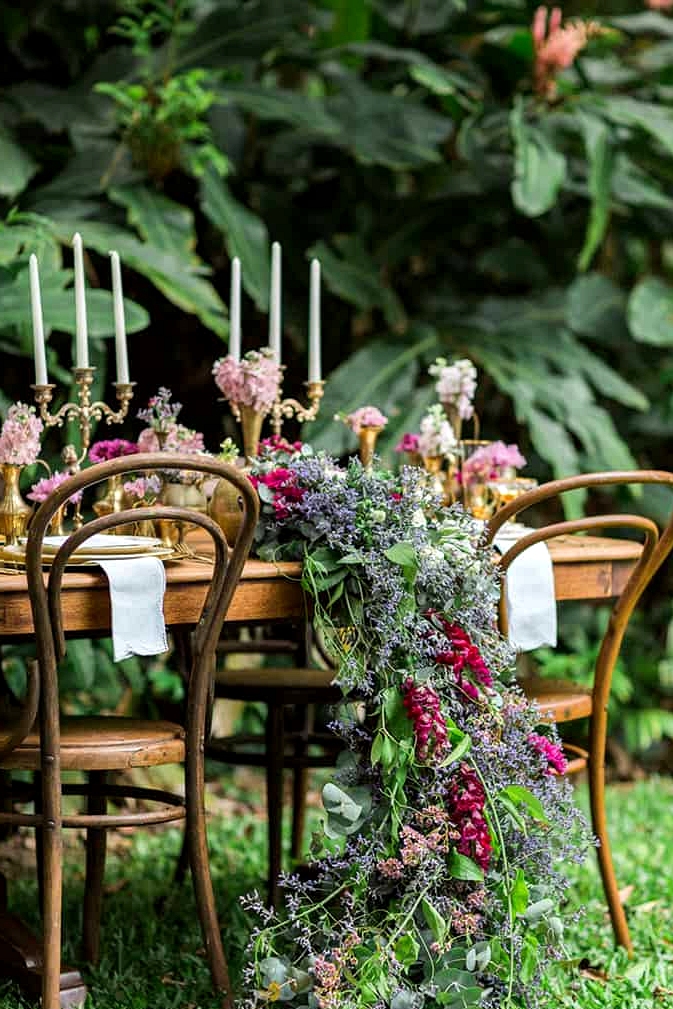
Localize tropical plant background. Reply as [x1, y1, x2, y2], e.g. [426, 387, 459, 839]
[1, 0, 672, 759]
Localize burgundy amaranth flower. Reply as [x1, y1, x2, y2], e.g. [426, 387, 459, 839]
[446, 763, 492, 871]
[402, 677, 448, 762]
[528, 732, 568, 775]
[434, 620, 494, 701]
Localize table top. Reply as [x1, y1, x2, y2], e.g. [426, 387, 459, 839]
[0, 533, 643, 639]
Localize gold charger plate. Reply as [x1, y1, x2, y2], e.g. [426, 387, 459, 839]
[1, 543, 175, 568]
[18, 534, 164, 557]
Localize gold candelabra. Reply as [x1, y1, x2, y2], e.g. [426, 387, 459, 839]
[269, 379, 325, 436]
[32, 366, 135, 526]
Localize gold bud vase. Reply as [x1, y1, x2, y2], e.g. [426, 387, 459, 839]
[0, 464, 32, 546]
[358, 426, 383, 470]
[239, 405, 265, 462]
[422, 455, 446, 503]
[209, 475, 246, 547]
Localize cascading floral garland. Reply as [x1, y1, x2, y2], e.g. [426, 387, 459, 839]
[241, 442, 590, 1009]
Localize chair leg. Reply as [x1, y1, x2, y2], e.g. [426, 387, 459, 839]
[185, 734, 232, 1006]
[33, 772, 44, 916]
[290, 706, 311, 863]
[588, 711, 633, 954]
[40, 765, 63, 1009]
[82, 771, 107, 964]
[265, 702, 285, 909]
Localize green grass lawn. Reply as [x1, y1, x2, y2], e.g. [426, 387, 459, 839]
[0, 777, 672, 1008]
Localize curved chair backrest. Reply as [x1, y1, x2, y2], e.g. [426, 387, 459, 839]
[20, 453, 258, 776]
[485, 470, 673, 709]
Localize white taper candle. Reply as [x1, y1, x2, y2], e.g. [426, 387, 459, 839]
[72, 232, 89, 368]
[110, 251, 130, 384]
[29, 254, 48, 386]
[269, 241, 282, 364]
[308, 258, 321, 383]
[229, 256, 241, 362]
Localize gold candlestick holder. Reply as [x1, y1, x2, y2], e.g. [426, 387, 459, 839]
[32, 367, 135, 526]
[269, 379, 325, 436]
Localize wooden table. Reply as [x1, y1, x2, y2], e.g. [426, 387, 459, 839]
[0, 534, 644, 640]
[0, 533, 643, 1005]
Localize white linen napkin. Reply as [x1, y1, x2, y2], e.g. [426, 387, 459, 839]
[493, 526, 557, 653]
[97, 556, 169, 661]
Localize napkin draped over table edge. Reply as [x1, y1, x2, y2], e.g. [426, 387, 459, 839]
[98, 556, 169, 662]
[492, 528, 557, 653]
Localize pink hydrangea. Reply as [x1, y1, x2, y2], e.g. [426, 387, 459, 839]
[532, 6, 602, 98]
[461, 441, 526, 485]
[212, 349, 282, 411]
[0, 403, 43, 466]
[528, 732, 568, 775]
[343, 406, 388, 434]
[28, 470, 82, 504]
[89, 439, 138, 463]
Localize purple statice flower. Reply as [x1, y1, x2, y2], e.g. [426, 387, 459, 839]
[136, 387, 182, 432]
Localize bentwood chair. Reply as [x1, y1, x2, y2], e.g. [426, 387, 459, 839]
[486, 470, 673, 955]
[0, 453, 258, 1009]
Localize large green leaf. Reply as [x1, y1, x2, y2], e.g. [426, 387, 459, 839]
[510, 100, 566, 217]
[199, 169, 270, 312]
[217, 84, 340, 136]
[566, 274, 626, 341]
[173, 1, 309, 70]
[109, 186, 198, 260]
[603, 97, 673, 159]
[609, 12, 673, 37]
[308, 237, 406, 330]
[612, 155, 673, 212]
[325, 75, 453, 169]
[628, 278, 673, 346]
[322, 0, 371, 47]
[577, 114, 614, 272]
[51, 220, 227, 337]
[0, 127, 38, 199]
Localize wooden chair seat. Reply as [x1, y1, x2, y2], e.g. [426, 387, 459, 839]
[520, 678, 593, 723]
[0, 717, 185, 771]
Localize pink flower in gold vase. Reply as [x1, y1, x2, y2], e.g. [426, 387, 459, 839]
[213, 348, 282, 412]
[340, 406, 388, 434]
[0, 403, 43, 466]
[28, 470, 82, 504]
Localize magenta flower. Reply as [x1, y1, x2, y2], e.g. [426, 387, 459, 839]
[342, 406, 388, 435]
[0, 403, 43, 466]
[433, 616, 494, 701]
[28, 470, 82, 504]
[395, 432, 420, 454]
[213, 349, 282, 412]
[528, 732, 568, 775]
[89, 439, 138, 463]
